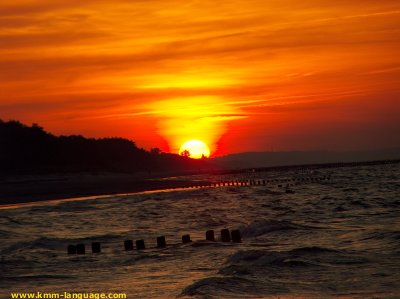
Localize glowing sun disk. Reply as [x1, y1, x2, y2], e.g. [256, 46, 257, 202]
[179, 140, 210, 159]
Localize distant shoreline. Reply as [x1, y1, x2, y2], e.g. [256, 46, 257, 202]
[213, 158, 400, 175]
[1, 159, 398, 206]
[0, 174, 211, 206]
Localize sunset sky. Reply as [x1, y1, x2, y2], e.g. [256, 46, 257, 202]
[1, 1, 399, 156]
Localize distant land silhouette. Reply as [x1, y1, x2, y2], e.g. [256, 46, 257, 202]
[213, 149, 400, 170]
[1, 119, 399, 205]
[0, 119, 208, 175]
[1, 119, 399, 176]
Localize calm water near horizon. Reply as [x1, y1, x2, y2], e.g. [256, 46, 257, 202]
[1, 163, 399, 298]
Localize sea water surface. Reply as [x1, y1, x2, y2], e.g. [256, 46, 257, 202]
[1, 163, 399, 298]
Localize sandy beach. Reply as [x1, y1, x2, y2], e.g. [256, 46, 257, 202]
[0, 173, 211, 205]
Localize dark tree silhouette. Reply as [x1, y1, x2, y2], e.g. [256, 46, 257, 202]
[150, 148, 161, 155]
[180, 149, 191, 157]
[0, 119, 208, 175]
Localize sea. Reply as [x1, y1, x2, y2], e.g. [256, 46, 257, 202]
[1, 163, 399, 298]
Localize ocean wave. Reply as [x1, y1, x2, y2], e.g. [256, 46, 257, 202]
[254, 189, 283, 196]
[2, 274, 72, 281]
[2, 216, 24, 225]
[1, 238, 67, 255]
[361, 231, 400, 242]
[0, 229, 17, 238]
[225, 246, 356, 269]
[0, 233, 123, 254]
[348, 200, 371, 208]
[225, 249, 321, 268]
[333, 205, 347, 212]
[219, 258, 319, 276]
[240, 220, 314, 238]
[180, 275, 286, 298]
[289, 246, 341, 255]
[190, 240, 235, 248]
[380, 199, 400, 208]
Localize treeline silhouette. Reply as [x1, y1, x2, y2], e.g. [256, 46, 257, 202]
[0, 120, 208, 175]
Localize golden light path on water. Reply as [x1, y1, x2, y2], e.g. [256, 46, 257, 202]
[0, 188, 193, 211]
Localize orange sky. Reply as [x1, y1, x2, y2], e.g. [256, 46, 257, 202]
[1, 1, 399, 156]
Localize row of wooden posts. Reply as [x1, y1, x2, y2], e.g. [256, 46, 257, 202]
[67, 228, 241, 254]
[179, 176, 331, 189]
[210, 176, 331, 188]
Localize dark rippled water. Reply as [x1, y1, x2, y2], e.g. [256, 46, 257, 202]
[1, 163, 399, 298]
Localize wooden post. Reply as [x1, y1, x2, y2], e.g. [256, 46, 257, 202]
[136, 239, 145, 250]
[67, 245, 76, 254]
[221, 229, 231, 242]
[124, 240, 134, 251]
[206, 230, 215, 241]
[76, 243, 85, 254]
[91, 242, 101, 253]
[182, 234, 191, 243]
[157, 236, 166, 248]
[231, 229, 241, 243]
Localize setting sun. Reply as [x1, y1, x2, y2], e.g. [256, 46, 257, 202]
[179, 140, 210, 159]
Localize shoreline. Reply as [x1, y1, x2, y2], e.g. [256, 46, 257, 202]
[0, 187, 194, 210]
[0, 173, 211, 206]
[1, 159, 398, 207]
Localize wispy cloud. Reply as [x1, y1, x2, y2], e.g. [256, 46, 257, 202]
[1, 0, 399, 152]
